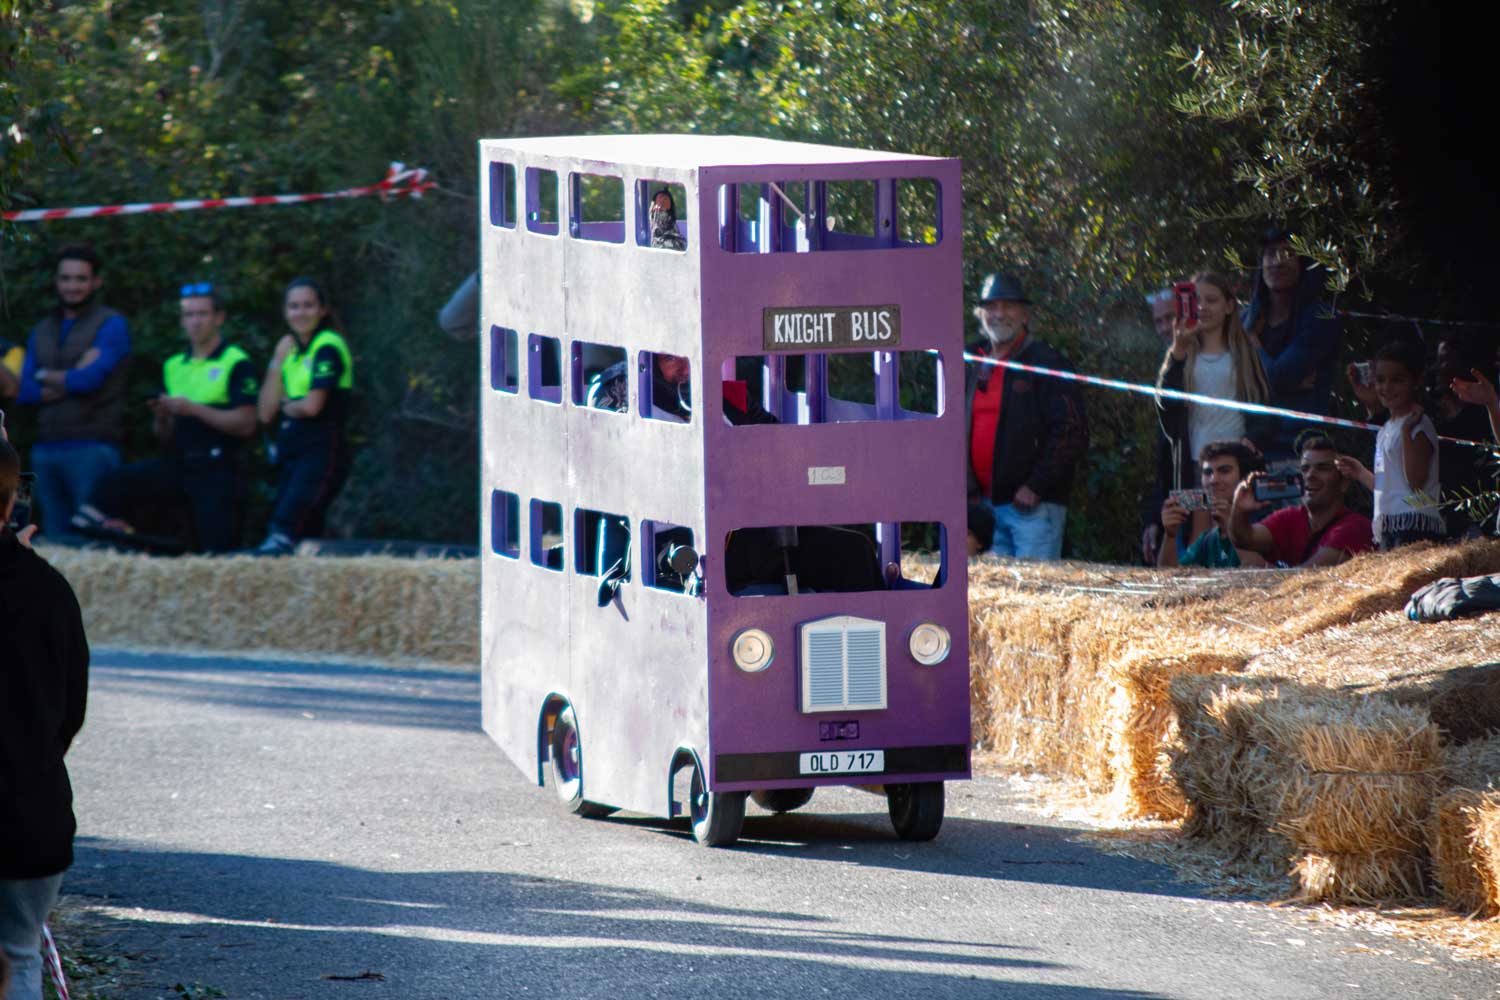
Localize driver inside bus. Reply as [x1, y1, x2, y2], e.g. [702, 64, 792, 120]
[586, 352, 777, 425]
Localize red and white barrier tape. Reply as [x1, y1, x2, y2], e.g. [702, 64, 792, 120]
[42, 922, 71, 1000]
[963, 352, 1498, 450]
[3, 163, 432, 223]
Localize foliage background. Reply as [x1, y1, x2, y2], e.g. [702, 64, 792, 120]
[2, 0, 1494, 558]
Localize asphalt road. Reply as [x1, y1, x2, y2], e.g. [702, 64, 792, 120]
[59, 648, 1499, 1000]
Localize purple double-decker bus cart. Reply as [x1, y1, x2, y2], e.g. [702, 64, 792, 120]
[480, 135, 968, 846]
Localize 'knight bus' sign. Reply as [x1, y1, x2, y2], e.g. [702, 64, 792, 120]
[762, 305, 901, 351]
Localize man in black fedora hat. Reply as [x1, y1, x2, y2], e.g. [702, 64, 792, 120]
[965, 271, 1088, 559]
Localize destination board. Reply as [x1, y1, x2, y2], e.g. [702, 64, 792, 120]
[762, 305, 901, 352]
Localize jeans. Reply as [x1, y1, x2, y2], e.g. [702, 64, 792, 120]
[30, 441, 122, 538]
[0, 874, 64, 1000]
[990, 500, 1067, 560]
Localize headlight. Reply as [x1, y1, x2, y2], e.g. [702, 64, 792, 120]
[908, 622, 951, 665]
[731, 628, 775, 672]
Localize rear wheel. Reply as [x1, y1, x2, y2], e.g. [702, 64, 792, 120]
[548, 705, 616, 818]
[887, 782, 944, 841]
[689, 761, 746, 846]
[750, 788, 815, 814]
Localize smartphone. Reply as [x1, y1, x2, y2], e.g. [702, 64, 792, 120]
[1353, 361, 1373, 386]
[7, 471, 35, 532]
[1169, 488, 1212, 512]
[1173, 281, 1198, 324]
[1253, 474, 1304, 502]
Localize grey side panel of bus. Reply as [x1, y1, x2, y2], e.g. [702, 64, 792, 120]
[480, 140, 710, 819]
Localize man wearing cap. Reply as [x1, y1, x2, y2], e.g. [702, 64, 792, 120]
[965, 272, 1088, 559]
[73, 283, 258, 553]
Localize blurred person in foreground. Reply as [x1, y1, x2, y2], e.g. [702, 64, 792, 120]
[965, 271, 1088, 560]
[1157, 440, 1265, 568]
[1229, 433, 1373, 567]
[0, 436, 90, 1000]
[73, 283, 258, 552]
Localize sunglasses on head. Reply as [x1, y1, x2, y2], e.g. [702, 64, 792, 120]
[180, 282, 214, 297]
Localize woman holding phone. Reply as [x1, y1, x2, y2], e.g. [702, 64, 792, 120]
[1155, 272, 1273, 546]
[252, 278, 354, 555]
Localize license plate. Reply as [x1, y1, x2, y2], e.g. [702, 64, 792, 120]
[798, 750, 885, 775]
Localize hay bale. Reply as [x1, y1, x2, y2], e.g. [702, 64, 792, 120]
[41, 545, 480, 665]
[1430, 788, 1500, 917]
[1294, 850, 1429, 904]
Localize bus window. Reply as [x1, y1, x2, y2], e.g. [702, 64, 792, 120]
[570, 172, 625, 244]
[725, 521, 947, 596]
[528, 334, 562, 404]
[490, 490, 520, 559]
[530, 499, 564, 572]
[726, 350, 942, 424]
[574, 508, 631, 604]
[489, 326, 519, 393]
[643, 520, 698, 595]
[715, 178, 937, 253]
[573, 341, 629, 411]
[897, 178, 942, 246]
[638, 351, 692, 423]
[488, 162, 516, 229]
[526, 167, 560, 236]
[637, 180, 688, 251]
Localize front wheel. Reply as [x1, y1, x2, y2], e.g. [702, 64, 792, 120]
[548, 705, 616, 818]
[887, 781, 944, 841]
[689, 761, 746, 846]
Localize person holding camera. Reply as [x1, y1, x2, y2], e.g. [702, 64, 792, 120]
[1333, 341, 1443, 550]
[1157, 440, 1265, 568]
[1155, 272, 1273, 538]
[1, 436, 90, 1000]
[72, 283, 259, 553]
[1228, 433, 1372, 567]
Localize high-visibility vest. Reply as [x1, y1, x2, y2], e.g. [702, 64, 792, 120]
[281, 329, 353, 399]
[163, 343, 255, 404]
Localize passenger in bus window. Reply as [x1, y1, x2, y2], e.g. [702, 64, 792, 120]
[648, 189, 687, 251]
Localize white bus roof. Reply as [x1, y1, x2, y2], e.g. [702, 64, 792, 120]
[486, 134, 947, 170]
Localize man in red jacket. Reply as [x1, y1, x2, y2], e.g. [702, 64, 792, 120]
[0, 436, 90, 1000]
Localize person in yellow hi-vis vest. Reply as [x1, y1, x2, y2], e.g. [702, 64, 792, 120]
[72, 283, 258, 552]
[252, 277, 353, 556]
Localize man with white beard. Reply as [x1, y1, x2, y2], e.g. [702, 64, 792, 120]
[964, 272, 1088, 559]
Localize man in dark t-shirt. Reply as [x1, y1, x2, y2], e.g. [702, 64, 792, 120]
[75, 284, 258, 552]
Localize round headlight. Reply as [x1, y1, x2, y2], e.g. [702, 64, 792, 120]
[908, 622, 951, 665]
[731, 628, 775, 672]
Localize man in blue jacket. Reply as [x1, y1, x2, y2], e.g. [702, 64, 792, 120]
[965, 272, 1089, 559]
[0, 436, 90, 1000]
[1242, 227, 1343, 465]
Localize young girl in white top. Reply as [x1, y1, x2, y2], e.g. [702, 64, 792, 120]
[1336, 340, 1443, 549]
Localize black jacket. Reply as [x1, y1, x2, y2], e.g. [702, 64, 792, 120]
[964, 335, 1089, 506]
[0, 531, 90, 879]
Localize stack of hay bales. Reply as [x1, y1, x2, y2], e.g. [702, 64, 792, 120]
[1168, 599, 1500, 904]
[1431, 735, 1500, 917]
[43, 545, 481, 665]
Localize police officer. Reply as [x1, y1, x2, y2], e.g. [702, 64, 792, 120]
[74, 282, 258, 552]
[253, 277, 354, 555]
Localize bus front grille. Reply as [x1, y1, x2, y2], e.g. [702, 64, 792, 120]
[799, 616, 887, 713]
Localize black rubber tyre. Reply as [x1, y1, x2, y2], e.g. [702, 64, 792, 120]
[887, 781, 944, 841]
[689, 761, 746, 846]
[750, 788, 815, 814]
[548, 705, 617, 818]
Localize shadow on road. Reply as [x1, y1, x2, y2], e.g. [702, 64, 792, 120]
[91, 649, 480, 733]
[67, 840, 1175, 1000]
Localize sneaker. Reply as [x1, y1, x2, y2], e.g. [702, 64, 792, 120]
[252, 532, 295, 557]
[70, 504, 109, 532]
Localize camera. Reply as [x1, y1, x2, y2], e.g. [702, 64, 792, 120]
[1168, 488, 1212, 512]
[1253, 474, 1304, 502]
[1353, 361, 1373, 386]
[7, 471, 35, 533]
[1173, 281, 1199, 324]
